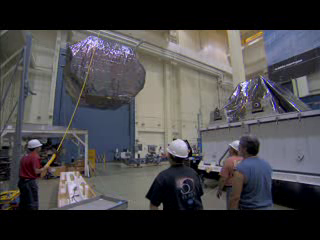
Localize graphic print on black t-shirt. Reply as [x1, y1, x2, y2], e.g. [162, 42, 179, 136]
[176, 177, 196, 209]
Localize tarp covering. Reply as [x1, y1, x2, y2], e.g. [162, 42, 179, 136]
[64, 36, 146, 109]
[224, 76, 311, 123]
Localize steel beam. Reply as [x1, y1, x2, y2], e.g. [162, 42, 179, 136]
[0, 30, 8, 38]
[0, 58, 23, 81]
[0, 48, 24, 70]
[48, 30, 61, 124]
[9, 33, 32, 190]
[0, 52, 23, 111]
[72, 133, 85, 146]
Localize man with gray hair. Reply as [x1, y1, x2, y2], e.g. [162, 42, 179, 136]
[229, 135, 273, 210]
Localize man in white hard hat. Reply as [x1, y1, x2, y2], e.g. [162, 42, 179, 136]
[216, 140, 243, 209]
[18, 139, 49, 210]
[146, 139, 204, 210]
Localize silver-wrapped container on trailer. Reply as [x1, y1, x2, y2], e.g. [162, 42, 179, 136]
[223, 76, 310, 123]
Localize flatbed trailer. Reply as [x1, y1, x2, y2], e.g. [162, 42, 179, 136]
[199, 109, 320, 187]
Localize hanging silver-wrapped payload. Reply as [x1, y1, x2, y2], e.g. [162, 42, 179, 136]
[64, 36, 146, 109]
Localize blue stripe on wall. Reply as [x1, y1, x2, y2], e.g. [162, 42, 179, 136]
[264, 30, 320, 66]
[53, 48, 134, 163]
[300, 94, 320, 110]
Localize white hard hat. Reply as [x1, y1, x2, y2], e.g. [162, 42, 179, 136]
[229, 140, 240, 151]
[167, 139, 189, 158]
[27, 139, 43, 149]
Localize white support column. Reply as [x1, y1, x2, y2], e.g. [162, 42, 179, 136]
[135, 99, 139, 158]
[296, 76, 309, 97]
[227, 30, 246, 88]
[164, 62, 173, 151]
[84, 133, 89, 177]
[48, 30, 61, 124]
[177, 67, 183, 140]
[292, 79, 299, 97]
[198, 72, 203, 130]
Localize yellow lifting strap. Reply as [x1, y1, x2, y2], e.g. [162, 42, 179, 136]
[0, 190, 20, 203]
[43, 32, 101, 171]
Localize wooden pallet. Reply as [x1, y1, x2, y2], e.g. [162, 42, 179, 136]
[58, 171, 96, 208]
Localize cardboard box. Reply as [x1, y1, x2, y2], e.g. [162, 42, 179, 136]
[50, 166, 67, 177]
[76, 166, 85, 173]
[65, 166, 84, 173]
[65, 166, 75, 172]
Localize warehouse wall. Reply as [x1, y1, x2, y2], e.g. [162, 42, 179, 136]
[179, 30, 230, 69]
[307, 69, 320, 95]
[243, 31, 320, 110]
[135, 53, 165, 156]
[199, 71, 220, 127]
[0, 30, 56, 128]
[24, 71, 52, 124]
[24, 30, 57, 124]
[135, 52, 233, 157]
[243, 38, 268, 78]
[115, 30, 168, 48]
[179, 67, 201, 143]
[6, 30, 234, 158]
[116, 30, 232, 73]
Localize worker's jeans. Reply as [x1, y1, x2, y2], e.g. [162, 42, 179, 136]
[18, 178, 39, 210]
[225, 186, 232, 210]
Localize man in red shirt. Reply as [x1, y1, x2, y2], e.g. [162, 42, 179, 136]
[18, 139, 48, 210]
[216, 140, 243, 209]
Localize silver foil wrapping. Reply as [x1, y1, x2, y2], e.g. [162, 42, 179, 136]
[224, 76, 310, 123]
[64, 36, 146, 109]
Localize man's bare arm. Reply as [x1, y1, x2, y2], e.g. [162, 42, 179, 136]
[150, 203, 159, 210]
[217, 160, 233, 198]
[218, 176, 227, 191]
[229, 171, 244, 210]
[216, 176, 227, 198]
[35, 166, 49, 175]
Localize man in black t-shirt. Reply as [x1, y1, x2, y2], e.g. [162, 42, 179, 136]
[146, 139, 204, 210]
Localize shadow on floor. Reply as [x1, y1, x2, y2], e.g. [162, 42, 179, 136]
[35, 162, 296, 210]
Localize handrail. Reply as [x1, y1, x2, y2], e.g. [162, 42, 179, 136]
[0, 48, 24, 70]
[0, 50, 24, 111]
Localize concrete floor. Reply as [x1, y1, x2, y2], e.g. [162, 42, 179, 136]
[37, 162, 292, 210]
